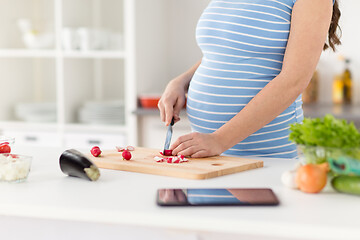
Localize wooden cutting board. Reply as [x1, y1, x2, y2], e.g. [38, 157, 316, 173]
[89, 147, 263, 180]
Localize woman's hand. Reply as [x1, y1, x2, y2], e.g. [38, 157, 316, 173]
[170, 132, 225, 158]
[158, 60, 201, 126]
[158, 77, 187, 126]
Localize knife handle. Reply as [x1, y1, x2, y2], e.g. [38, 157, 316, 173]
[170, 117, 175, 126]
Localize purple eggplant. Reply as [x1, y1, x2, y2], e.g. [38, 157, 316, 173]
[60, 149, 100, 181]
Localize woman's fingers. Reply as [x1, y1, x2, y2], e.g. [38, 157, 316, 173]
[171, 132, 223, 158]
[174, 116, 181, 124]
[164, 103, 174, 126]
[170, 134, 194, 154]
[159, 96, 175, 125]
[177, 146, 199, 157]
[157, 100, 165, 122]
[173, 98, 185, 122]
[172, 139, 194, 155]
[158, 78, 187, 125]
[191, 150, 208, 158]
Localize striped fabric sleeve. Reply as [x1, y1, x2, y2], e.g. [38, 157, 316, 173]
[293, 0, 335, 4]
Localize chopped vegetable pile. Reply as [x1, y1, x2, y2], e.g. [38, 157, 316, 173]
[154, 155, 188, 164]
[289, 114, 360, 148]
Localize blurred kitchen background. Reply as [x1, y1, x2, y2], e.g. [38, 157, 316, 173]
[0, 0, 359, 150]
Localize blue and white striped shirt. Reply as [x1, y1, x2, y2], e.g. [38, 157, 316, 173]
[187, 0, 311, 158]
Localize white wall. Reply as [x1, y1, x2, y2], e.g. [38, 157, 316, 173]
[167, 0, 210, 79]
[135, 0, 210, 95]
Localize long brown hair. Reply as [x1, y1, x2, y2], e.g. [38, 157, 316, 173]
[324, 0, 341, 51]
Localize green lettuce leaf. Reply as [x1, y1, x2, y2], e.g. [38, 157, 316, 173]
[289, 114, 360, 148]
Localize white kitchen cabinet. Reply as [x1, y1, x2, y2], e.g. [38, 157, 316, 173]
[2, 129, 61, 147]
[0, 0, 137, 147]
[64, 132, 126, 150]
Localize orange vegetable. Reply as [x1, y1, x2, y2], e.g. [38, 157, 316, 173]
[296, 164, 327, 194]
[318, 162, 330, 173]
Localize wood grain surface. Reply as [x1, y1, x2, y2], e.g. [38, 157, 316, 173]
[89, 147, 263, 180]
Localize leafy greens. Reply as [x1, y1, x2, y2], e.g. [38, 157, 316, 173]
[289, 114, 360, 148]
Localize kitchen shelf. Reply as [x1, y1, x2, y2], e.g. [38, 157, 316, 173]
[0, 0, 137, 148]
[0, 49, 126, 59]
[0, 121, 127, 134]
[133, 108, 188, 116]
[0, 121, 58, 132]
[303, 103, 360, 127]
[63, 50, 126, 59]
[303, 104, 360, 119]
[133, 108, 159, 116]
[0, 49, 57, 58]
[64, 123, 127, 134]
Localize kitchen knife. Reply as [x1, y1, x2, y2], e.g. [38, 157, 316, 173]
[163, 117, 175, 152]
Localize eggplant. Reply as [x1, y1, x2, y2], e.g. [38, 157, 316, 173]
[59, 149, 100, 181]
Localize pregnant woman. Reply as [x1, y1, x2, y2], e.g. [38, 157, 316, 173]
[158, 0, 341, 158]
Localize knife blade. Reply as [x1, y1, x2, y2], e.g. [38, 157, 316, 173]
[163, 117, 175, 152]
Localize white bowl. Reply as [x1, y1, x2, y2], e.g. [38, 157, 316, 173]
[0, 154, 32, 182]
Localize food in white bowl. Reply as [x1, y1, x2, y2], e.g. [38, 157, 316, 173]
[0, 154, 32, 182]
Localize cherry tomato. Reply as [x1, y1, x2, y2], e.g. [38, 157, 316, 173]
[0, 143, 11, 154]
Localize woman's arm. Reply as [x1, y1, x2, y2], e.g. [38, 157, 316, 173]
[158, 60, 201, 126]
[171, 0, 333, 157]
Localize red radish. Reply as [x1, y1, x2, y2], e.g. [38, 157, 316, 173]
[163, 150, 173, 156]
[90, 146, 102, 157]
[0, 143, 11, 154]
[122, 150, 132, 160]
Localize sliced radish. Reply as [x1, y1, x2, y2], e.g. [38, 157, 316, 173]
[154, 156, 164, 162]
[154, 155, 188, 164]
[116, 145, 135, 152]
[116, 146, 126, 152]
[126, 145, 135, 151]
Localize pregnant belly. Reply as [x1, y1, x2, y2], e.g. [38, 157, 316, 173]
[186, 61, 302, 158]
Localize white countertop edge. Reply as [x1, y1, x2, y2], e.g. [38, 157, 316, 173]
[1, 203, 358, 240]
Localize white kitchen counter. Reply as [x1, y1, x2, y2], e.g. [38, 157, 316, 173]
[0, 146, 359, 240]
